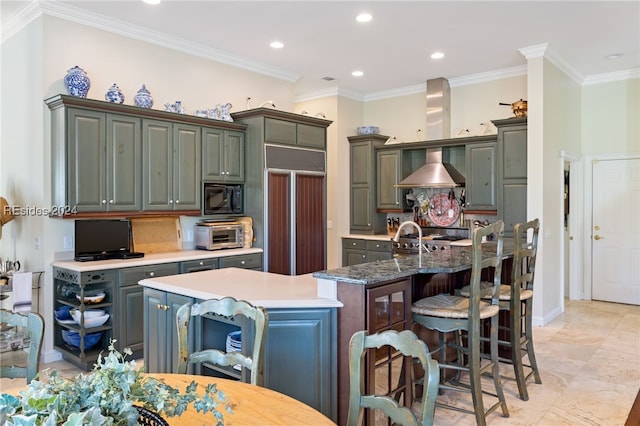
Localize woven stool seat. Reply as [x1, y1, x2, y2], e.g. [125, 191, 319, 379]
[412, 294, 499, 319]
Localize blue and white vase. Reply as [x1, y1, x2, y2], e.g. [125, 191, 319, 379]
[134, 84, 154, 108]
[64, 65, 91, 98]
[105, 83, 125, 104]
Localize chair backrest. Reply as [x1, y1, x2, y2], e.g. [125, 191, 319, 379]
[468, 221, 505, 313]
[511, 218, 540, 305]
[176, 297, 268, 386]
[0, 309, 44, 383]
[347, 329, 440, 426]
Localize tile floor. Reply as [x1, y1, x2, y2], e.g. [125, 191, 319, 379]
[1, 299, 639, 425]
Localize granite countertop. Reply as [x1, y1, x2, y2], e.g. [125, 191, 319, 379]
[313, 241, 513, 285]
[139, 268, 343, 309]
[52, 248, 263, 272]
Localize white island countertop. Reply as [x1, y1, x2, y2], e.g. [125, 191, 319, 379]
[139, 267, 343, 309]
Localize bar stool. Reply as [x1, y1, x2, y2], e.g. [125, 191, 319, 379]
[411, 221, 509, 426]
[459, 218, 541, 400]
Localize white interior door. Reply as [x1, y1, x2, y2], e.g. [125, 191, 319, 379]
[591, 158, 640, 304]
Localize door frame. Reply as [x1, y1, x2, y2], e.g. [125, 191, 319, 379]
[583, 152, 640, 301]
[561, 151, 584, 301]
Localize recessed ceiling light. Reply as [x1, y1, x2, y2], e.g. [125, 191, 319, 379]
[605, 53, 623, 60]
[142, 0, 161, 5]
[431, 52, 445, 60]
[270, 41, 284, 49]
[352, 70, 364, 77]
[356, 13, 372, 23]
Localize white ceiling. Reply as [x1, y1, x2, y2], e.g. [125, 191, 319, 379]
[2, 0, 639, 98]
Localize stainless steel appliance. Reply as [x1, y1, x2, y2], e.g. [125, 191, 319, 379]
[202, 183, 244, 216]
[391, 226, 470, 255]
[195, 222, 244, 250]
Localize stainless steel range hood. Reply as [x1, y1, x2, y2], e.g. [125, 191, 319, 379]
[396, 77, 464, 188]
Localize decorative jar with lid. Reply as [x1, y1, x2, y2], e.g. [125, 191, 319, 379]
[134, 84, 154, 108]
[64, 65, 91, 98]
[105, 84, 125, 103]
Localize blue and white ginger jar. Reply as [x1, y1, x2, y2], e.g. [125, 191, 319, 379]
[105, 83, 125, 104]
[64, 65, 91, 98]
[134, 84, 154, 108]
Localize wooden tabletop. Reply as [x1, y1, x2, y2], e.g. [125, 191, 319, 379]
[149, 374, 336, 425]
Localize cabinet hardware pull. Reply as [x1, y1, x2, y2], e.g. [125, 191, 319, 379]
[175, 200, 180, 204]
[594, 235, 603, 240]
[109, 200, 114, 204]
[149, 272, 155, 277]
[102, 200, 106, 204]
[241, 260, 245, 264]
[164, 305, 169, 310]
[199, 261, 204, 266]
[157, 303, 162, 310]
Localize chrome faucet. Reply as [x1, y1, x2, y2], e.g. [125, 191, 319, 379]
[393, 220, 423, 259]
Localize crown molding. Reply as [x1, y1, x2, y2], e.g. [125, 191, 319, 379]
[448, 66, 528, 88]
[295, 86, 364, 103]
[364, 83, 427, 102]
[583, 68, 640, 85]
[519, 43, 583, 84]
[0, 0, 42, 44]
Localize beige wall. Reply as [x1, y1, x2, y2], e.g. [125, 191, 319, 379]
[582, 78, 640, 155]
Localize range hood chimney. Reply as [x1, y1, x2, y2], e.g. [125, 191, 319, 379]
[396, 77, 464, 188]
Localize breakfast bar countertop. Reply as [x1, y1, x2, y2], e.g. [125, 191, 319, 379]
[313, 241, 514, 285]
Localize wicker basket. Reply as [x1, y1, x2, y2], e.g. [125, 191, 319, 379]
[135, 405, 168, 426]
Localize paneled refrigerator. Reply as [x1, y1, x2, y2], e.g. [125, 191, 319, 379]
[264, 144, 326, 275]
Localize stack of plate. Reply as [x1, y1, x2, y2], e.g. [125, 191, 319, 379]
[226, 331, 242, 371]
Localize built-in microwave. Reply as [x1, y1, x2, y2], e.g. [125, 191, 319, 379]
[202, 183, 244, 216]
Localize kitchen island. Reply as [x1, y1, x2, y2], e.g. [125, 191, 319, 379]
[139, 268, 341, 422]
[312, 241, 513, 425]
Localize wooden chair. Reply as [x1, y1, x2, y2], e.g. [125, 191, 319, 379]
[176, 297, 268, 386]
[459, 218, 541, 400]
[0, 309, 44, 384]
[347, 329, 440, 426]
[411, 221, 509, 426]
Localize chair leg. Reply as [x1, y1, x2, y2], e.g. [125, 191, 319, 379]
[490, 315, 509, 417]
[468, 322, 487, 426]
[511, 303, 529, 401]
[524, 299, 542, 384]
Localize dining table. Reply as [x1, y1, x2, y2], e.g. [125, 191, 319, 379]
[147, 373, 336, 425]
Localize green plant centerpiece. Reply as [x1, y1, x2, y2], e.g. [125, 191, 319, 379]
[0, 341, 232, 425]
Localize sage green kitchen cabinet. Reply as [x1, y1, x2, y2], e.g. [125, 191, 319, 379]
[117, 263, 180, 359]
[342, 238, 392, 266]
[144, 288, 193, 374]
[202, 128, 245, 182]
[464, 142, 497, 210]
[219, 252, 263, 270]
[376, 150, 402, 210]
[59, 109, 141, 212]
[349, 135, 388, 234]
[142, 119, 201, 211]
[493, 117, 527, 235]
[264, 117, 326, 149]
[180, 258, 219, 273]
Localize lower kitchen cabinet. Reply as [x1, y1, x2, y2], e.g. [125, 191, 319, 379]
[219, 252, 262, 270]
[143, 288, 194, 374]
[117, 263, 180, 358]
[342, 238, 392, 266]
[180, 258, 219, 273]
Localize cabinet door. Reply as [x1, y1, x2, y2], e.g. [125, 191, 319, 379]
[144, 288, 167, 373]
[501, 126, 527, 179]
[220, 253, 263, 269]
[173, 123, 201, 210]
[118, 285, 144, 356]
[106, 114, 141, 211]
[143, 119, 173, 210]
[297, 124, 325, 149]
[180, 258, 219, 273]
[202, 127, 224, 181]
[166, 293, 193, 373]
[67, 108, 106, 212]
[465, 142, 497, 210]
[342, 249, 367, 266]
[501, 182, 527, 235]
[377, 150, 402, 210]
[265, 118, 296, 145]
[350, 187, 374, 231]
[224, 130, 245, 182]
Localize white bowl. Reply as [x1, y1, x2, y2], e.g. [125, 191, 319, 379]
[71, 311, 109, 328]
[70, 309, 105, 319]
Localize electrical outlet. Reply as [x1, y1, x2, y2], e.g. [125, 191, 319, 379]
[327, 220, 333, 229]
[64, 235, 73, 250]
[34, 236, 40, 250]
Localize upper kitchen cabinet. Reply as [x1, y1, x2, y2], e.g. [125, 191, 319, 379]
[376, 149, 402, 210]
[142, 120, 201, 211]
[202, 128, 245, 182]
[349, 135, 387, 234]
[263, 117, 326, 149]
[464, 142, 497, 211]
[49, 106, 141, 213]
[493, 117, 527, 235]
[46, 95, 246, 216]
